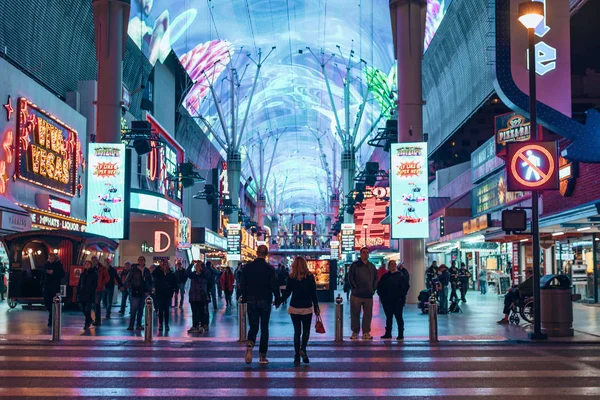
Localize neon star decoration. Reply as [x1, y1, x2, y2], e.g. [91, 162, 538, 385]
[4, 96, 14, 121]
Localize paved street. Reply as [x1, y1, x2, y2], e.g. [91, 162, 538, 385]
[0, 292, 600, 398]
[1, 289, 599, 343]
[0, 340, 599, 398]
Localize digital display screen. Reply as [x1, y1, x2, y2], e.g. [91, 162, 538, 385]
[390, 142, 429, 239]
[86, 143, 127, 239]
[127, 0, 452, 213]
[306, 260, 330, 290]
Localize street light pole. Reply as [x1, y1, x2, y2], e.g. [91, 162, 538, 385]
[519, 0, 547, 341]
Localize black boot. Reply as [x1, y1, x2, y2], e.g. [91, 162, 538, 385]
[381, 329, 392, 339]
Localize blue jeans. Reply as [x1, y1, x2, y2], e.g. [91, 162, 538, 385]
[480, 281, 487, 294]
[102, 286, 115, 316]
[129, 296, 145, 327]
[440, 285, 449, 313]
[246, 300, 272, 355]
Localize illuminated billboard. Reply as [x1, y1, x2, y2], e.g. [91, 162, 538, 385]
[390, 143, 429, 239]
[16, 98, 82, 196]
[86, 144, 127, 239]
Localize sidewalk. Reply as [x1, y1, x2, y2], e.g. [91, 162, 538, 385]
[0, 289, 598, 343]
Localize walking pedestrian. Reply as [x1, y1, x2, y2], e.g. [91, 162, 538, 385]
[125, 257, 152, 331]
[426, 261, 438, 290]
[187, 260, 209, 333]
[449, 261, 459, 302]
[41, 253, 64, 327]
[377, 260, 410, 340]
[348, 247, 377, 340]
[277, 264, 289, 304]
[0, 262, 6, 301]
[479, 267, 488, 295]
[437, 264, 450, 314]
[77, 260, 98, 330]
[377, 261, 387, 282]
[215, 265, 223, 299]
[240, 245, 281, 365]
[206, 261, 219, 310]
[152, 260, 177, 331]
[102, 258, 122, 319]
[220, 266, 235, 306]
[234, 262, 244, 300]
[276, 256, 320, 365]
[173, 262, 187, 309]
[459, 263, 471, 302]
[93, 256, 109, 326]
[118, 262, 131, 315]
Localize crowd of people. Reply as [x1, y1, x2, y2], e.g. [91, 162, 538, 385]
[37, 245, 412, 365]
[425, 260, 472, 314]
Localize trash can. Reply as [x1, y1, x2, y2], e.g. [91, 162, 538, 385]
[540, 274, 573, 337]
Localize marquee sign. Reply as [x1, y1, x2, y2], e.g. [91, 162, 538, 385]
[16, 98, 81, 196]
[390, 143, 429, 239]
[507, 141, 559, 191]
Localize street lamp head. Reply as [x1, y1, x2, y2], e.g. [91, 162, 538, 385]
[518, 1, 544, 29]
[363, 224, 369, 229]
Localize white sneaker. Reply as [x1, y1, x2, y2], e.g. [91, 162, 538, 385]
[350, 332, 359, 340]
[362, 333, 373, 340]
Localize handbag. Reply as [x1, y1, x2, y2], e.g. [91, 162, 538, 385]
[315, 315, 326, 334]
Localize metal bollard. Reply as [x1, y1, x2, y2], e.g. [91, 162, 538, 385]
[238, 297, 247, 342]
[428, 294, 439, 343]
[51, 295, 62, 342]
[335, 294, 344, 342]
[144, 296, 153, 343]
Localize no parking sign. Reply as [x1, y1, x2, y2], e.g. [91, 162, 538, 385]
[507, 142, 559, 191]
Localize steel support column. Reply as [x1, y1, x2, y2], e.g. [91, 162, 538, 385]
[92, 0, 130, 143]
[341, 149, 356, 224]
[391, 0, 427, 304]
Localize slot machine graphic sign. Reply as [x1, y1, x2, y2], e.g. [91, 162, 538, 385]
[507, 141, 559, 192]
[390, 143, 429, 239]
[86, 143, 127, 239]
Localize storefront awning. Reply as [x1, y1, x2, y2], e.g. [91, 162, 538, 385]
[0, 196, 28, 215]
[540, 201, 600, 229]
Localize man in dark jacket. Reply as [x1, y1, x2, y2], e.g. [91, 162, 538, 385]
[459, 263, 471, 302]
[448, 261, 459, 302]
[240, 245, 281, 365]
[119, 262, 131, 314]
[152, 260, 177, 331]
[41, 253, 65, 326]
[125, 256, 152, 330]
[173, 262, 187, 309]
[102, 260, 122, 319]
[206, 261, 219, 310]
[77, 261, 98, 330]
[377, 260, 410, 340]
[348, 247, 377, 340]
[438, 264, 451, 314]
[426, 261, 438, 289]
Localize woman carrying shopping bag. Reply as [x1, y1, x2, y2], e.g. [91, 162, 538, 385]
[276, 256, 320, 365]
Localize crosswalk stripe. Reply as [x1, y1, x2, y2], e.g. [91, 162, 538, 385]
[1, 387, 600, 397]
[0, 344, 577, 352]
[1, 355, 599, 363]
[0, 369, 596, 378]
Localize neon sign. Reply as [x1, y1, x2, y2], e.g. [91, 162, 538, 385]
[3, 96, 14, 121]
[16, 98, 80, 196]
[527, 0, 556, 76]
[507, 142, 559, 191]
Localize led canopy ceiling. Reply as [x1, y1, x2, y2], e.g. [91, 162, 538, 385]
[128, 0, 452, 213]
